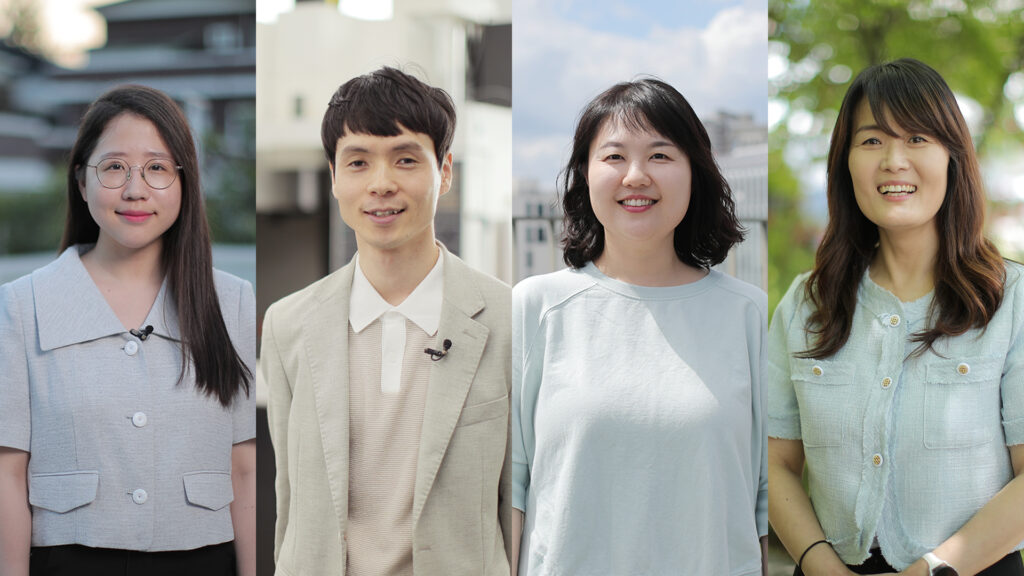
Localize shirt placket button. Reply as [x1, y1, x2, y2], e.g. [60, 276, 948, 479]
[888, 314, 901, 327]
[131, 488, 148, 505]
[131, 412, 148, 428]
[957, 363, 970, 376]
[872, 453, 884, 467]
[124, 341, 139, 356]
[881, 377, 892, 389]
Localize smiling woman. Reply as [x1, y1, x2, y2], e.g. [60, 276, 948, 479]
[510, 78, 768, 575]
[0, 85, 256, 576]
[766, 58, 1024, 576]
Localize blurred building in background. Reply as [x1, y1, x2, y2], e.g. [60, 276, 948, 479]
[0, 0, 256, 283]
[512, 111, 768, 289]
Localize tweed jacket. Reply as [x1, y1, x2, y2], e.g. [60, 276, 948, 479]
[0, 245, 256, 551]
[262, 246, 513, 576]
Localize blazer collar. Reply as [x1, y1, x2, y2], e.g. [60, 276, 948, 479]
[412, 247, 489, 525]
[33, 245, 180, 351]
[303, 245, 491, 534]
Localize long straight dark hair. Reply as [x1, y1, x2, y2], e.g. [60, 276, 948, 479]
[802, 58, 1004, 359]
[61, 85, 251, 406]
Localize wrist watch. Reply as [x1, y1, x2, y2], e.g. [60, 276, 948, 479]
[922, 552, 959, 576]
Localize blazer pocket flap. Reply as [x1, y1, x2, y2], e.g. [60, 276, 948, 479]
[183, 471, 234, 511]
[29, 471, 99, 513]
[457, 394, 508, 427]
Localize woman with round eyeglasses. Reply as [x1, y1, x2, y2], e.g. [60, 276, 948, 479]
[767, 59, 1024, 576]
[0, 85, 255, 576]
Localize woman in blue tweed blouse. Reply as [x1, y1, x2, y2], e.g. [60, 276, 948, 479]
[767, 59, 1024, 576]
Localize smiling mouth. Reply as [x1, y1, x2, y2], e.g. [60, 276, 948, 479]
[366, 209, 404, 217]
[878, 184, 916, 196]
[619, 198, 656, 207]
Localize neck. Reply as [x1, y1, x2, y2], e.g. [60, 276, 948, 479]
[871, 224, 939, 302]
[82, 236, 165, 287]
[357, 239, 440, 305]
[594, 235, 705, 287]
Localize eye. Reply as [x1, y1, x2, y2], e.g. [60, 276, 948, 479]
[651, 152, 671, 160]
[347, 159, 367, 168]
[908, 135, 929, 144]
[101, 160, 127, 172]
[859, 137, 882, 146]
[603, 153, 624, 161]
[397, 157, 418, 166]
[147, 161, 172, 172]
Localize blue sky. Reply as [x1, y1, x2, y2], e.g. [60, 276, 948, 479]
[513, 0, 767, 186]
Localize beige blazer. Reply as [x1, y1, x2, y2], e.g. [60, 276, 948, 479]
[262, 247, 512, 576]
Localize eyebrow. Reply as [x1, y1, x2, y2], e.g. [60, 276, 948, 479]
[339, 141, 428, 155]
[596, 140, 675, 150]
[98, 151, 171, 160]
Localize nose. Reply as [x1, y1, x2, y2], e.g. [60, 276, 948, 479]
[880, 142, 910, 172]
[367, 164, 397, 196]
[622, 160, 651, 188]
[121, 166, 150, 200]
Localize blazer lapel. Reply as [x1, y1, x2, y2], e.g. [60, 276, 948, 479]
[412, 249, 489, 526]
[303, 261, 356, 537]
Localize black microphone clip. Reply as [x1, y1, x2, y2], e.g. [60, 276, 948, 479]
[424, 338, 452, 361]
[130, 325, 154, 341]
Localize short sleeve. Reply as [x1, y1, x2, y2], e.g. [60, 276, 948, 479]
[232, 279, 257, 444]
[765, 274, 809, 440]
[0, 281, 31, 451]
[1001, 266, 1024, 446]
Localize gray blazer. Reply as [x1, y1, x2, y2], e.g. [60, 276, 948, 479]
[0, 245, 255, 551]
[262, 246, 513, 576]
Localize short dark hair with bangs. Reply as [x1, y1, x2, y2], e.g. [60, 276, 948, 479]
[321, 66, 456, 167]
[560, 78, 744, 269]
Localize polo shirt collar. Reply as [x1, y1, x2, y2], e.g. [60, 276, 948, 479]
[348, 249, 444, 336]
[33, 245, 180, 351]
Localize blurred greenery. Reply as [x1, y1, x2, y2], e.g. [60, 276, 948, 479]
[0, 122, 256, 254]
[768, 0, 1024, 311]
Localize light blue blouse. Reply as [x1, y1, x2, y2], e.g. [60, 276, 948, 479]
[0, 245, 255, 551]
[512, 264, 768, 576]
[766, 262, 1024, 570]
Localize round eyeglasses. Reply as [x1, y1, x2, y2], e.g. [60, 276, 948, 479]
[86, 158, 183, 190]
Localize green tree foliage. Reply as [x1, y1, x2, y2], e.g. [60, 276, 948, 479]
[768, 0, 1024, 311]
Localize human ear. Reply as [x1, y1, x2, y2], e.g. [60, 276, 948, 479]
[439, 153, 453, 197]
[76, 166, 87, 202]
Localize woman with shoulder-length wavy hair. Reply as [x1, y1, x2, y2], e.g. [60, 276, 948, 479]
[510, 78, 769, 575]
[767, 58, 1024, 576]
[0, 85, 255, 576]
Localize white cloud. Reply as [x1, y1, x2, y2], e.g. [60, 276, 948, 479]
[513, 2, 767, 184]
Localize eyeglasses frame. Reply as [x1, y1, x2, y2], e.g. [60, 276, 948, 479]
[84, 158, 184, 190]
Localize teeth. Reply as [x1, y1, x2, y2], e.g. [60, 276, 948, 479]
[620, 198, 655, 207]
[878, 185, 916, 195]
[369, 209, 402, 216]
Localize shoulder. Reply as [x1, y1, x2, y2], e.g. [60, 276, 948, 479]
[265, 261, 353, 322]
[1004, 259, 1024, 292]
[513, 267, 595, 315]
[444, 250, 510, 304]
[706, 270, 767, 317]
[212, 269, 253, 302]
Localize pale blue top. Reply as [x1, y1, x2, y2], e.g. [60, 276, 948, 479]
[511, 263, 768, 576]
[0, 245, 255, 551]
[766, 262, 1024, 570]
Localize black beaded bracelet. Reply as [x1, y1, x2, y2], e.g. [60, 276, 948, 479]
[798, 539, 831, 572]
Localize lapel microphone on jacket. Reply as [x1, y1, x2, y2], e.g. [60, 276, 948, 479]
[130, 325, 154, 341]
[424, 339, 452, 361]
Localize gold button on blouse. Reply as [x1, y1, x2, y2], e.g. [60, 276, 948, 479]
[957, 363, 970, 375]
[812, 365, 823, 376]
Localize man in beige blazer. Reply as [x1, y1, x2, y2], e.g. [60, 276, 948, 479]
[261, 67, 513, 576]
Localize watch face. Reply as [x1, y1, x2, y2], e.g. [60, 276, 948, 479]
[933, 566, 958, 576]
